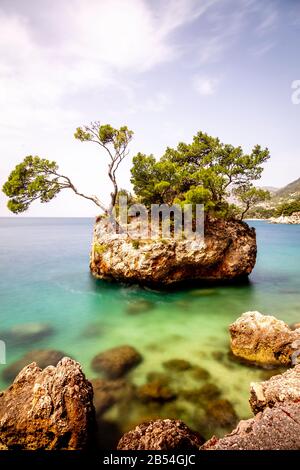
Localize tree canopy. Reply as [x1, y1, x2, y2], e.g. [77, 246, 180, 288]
[131, 131, 270, 218]
[3, 122, 133, 215]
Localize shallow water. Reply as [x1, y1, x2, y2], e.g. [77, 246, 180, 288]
[0, 218, 299, 443]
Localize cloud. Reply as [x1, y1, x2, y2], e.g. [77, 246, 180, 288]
[193, 76, 219, 96]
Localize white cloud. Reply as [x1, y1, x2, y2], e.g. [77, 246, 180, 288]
[193, 76, 219, 96]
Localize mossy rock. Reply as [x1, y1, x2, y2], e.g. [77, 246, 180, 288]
[137, 379, 176, 403]
[191, 366, 211, 380]
[205, 399, 238, 427]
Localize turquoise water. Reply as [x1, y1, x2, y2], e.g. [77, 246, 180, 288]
[0, 218, 300, 443]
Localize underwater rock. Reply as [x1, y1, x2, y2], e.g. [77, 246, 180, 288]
[230, 311, 300, 367]
[0, 322, 54, 346]
[137, 379, 176, 403]
[117, 419, 204, 450]
[126, 299, 154, 315]
[191, 366, 211, 380]
[250, 364, 300, 414]
[91, 345, 142, 379]
[205, 399, 238, 428]
[0, 358, 95, 450]
[90, 216, 257, 286]
[163, 359, 192, 372]
[81, 323, 104, 338]
[91, 378, 135, 416]
[2, 349, 67, 383]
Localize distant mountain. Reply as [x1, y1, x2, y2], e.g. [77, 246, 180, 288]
[272, 178, 300, 200]
[258, 186, 279, 195]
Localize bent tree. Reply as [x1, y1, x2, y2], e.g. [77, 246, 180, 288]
[2, 122, 133, 215]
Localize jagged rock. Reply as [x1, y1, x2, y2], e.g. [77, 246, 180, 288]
[202, 402, 300, 450]
[117, 419, 204, 450]
[230, 311, 300, 367]
[0, 357, 95, 450]
[269, 212, 300, 224]
[202, 363, 300, 450]
[90, 216, 256, 286]
[91, 345, 142, 379]
[2, 349, 67, 383]
[250, 365, 300, 413]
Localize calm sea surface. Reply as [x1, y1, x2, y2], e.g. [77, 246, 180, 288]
[0, 218, 299, 442]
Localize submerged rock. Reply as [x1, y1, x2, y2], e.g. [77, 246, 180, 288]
[91, 378, 135, 416]
[163, 359, 192, 372]
[205, 399, 238, 428]
[0, 322, 54, 346]
[2, 349, 67, 383]
[126, 299, 154, 315]
[91, 345, 142, 379]
[137, 380, 176, 403]
[117, 419, 204, 450]
[0, 358, 95, 450]
[90, 216, 256, 286]
[230, 311, 300, 367]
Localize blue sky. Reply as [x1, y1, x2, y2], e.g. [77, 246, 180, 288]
[1, 0, 300, 216]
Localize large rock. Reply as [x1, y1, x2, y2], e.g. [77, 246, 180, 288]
[202, 402, 300, 450]
[0, 357, 95, 450]
[117, 419, 204, 450]
[230, 311, 300, 367]
[91, 345, 142, 379]
[202, 365, 300, 450]
[90, 216, 256, 285]
[249, 364, 300, 413]
[2, 349, 67, 383]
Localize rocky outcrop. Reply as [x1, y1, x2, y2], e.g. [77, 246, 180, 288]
[91, 345, 142, 379]
[0, 357, 95, 450]
[230, 311, 300, 367]
[117, 419, 204, 450]
[269, 211, 300, 224]
[2, 349, 67, 383]
[202, 365, 300, 450]
[90, 216, 257, 286]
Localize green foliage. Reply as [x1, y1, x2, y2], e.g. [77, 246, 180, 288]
[74, 123, 133, 153]
[274, 199, 300, 217]
[234, 186, 271, 219]
[2, 156, 61, 213]
[131, 131, 270, 218]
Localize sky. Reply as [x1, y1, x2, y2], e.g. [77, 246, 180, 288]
[0, 0, 300, 217]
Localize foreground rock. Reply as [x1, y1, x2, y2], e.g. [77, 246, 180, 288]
[90, 216, 256, 286]
[91, 345, 142, 379]
[269, 211, 300, 224]
[2, 349, 67, 383]
[0, 358, 95, 450]
[230, 311, 300, 367]
[117, 419, 204, 450]
[202, 365, 300, 450]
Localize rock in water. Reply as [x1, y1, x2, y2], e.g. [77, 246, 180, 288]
[0, 322, 54, 346]
[91, 345, 142, 379]
[202, 365, 300, 450]
[0, 357, 95, 450]
[230, 311, 300, 367]
[90, 217, 256, 286]
[2, 349, 67, 383]
[249, 365, 300, 414]
[117, 419, 204, 450]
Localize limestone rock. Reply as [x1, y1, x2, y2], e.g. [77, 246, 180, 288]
[269, 212, 300, 224]
[202, 402, 300, 450]
[2, 349, 67, 383]
[0, 357, 95, 450]
[249, 364, 300, 413]
[230, 311, 300, 367]
[91, 345, 142, 379]
[90, 216, 256, 286]
[117, 419, 204, 450]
